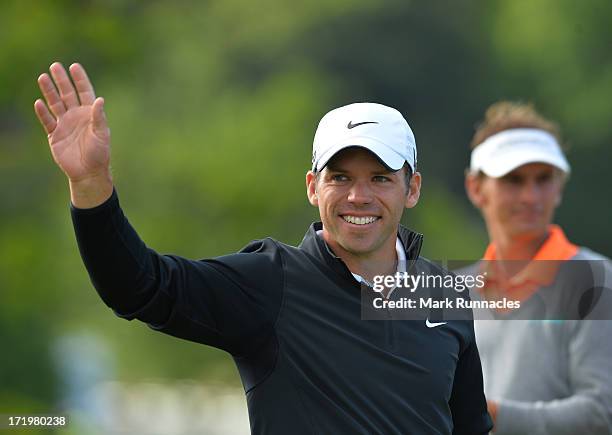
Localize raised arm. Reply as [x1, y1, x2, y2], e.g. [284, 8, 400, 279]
[34, 63, 283, 356]
[34, 62, 113, 208]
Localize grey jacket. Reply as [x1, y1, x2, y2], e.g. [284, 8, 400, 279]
[460, 247, 612, 435]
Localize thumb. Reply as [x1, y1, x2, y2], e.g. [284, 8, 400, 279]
[92, 97, 109, 137]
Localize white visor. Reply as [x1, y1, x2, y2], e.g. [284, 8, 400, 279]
[470, 128, 570, 177]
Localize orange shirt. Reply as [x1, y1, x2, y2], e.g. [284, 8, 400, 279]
[480, 225, 579, 303]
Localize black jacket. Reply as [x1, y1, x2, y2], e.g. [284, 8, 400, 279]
[71, 189, 492, 435]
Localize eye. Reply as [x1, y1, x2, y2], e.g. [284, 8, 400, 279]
[503, 174, 522, 185]
[331, 174, 349, 182]
[536, 173, 553, 184]
[373, 175, 391, 183]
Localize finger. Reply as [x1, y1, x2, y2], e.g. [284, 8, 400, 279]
[69, 63, 96, 105]
[92, 97, 109, 138]
[49, 62, 80, 109]
[34, 99, 57, 135]
[38, 73, 66, 117]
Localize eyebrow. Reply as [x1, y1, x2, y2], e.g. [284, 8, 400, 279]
[503, 168, 555, 179]
[325, 164, 396, 175]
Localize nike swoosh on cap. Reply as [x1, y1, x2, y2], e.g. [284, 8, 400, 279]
[347, 120, 379, 129]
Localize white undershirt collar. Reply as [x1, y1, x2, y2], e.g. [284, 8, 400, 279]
[315, 229, 406, 291]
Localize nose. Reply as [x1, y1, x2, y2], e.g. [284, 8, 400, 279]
[347, 180, 373, 205]
[518, 180, 541, 205]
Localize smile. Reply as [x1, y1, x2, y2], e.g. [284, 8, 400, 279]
[342, 215, 379, 225]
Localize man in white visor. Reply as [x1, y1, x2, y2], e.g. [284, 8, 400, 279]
[462, 101, 612, 434]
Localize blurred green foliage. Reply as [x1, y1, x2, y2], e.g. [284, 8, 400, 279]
[1, 0, 611, 417]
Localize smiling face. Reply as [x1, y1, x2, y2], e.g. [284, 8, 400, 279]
[466, 163, 565, 241]
[306, 147, 421, 261]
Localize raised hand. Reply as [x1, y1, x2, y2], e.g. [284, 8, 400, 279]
[35, 62, 113, 207]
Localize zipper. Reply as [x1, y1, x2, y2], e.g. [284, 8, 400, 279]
[385, 303, 396, 351]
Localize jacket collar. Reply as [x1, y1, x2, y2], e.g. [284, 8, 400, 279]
[298, 222, 423, 285]
[478, 225, 579, 302]
[483, 224, 578, 262]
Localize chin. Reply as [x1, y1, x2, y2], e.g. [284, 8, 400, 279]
[341, 241, 373, 255]
[339, 237, 378, 256]
[509, 221, 549, 238]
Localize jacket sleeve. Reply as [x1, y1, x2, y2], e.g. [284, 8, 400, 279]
[494, 319, 612, 435]
[70, 189, 284, 357]
[450, 321, 494, 435]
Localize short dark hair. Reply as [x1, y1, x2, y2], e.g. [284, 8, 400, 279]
[402, 163, 413, 190]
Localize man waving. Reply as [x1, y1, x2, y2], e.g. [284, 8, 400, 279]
[35, 62, 492, 434]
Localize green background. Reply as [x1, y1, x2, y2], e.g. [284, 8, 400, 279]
[1, 0, 611, 432]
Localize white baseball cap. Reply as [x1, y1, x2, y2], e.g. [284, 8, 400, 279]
[470, 128, 570, 177]
[312, 102, 417, 173]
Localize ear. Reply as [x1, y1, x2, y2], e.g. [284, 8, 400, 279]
[465, 172, 485, 208]
[405, 172, 422, 209]
[554, 171, 566, 207]
[306, 170, 318, 207]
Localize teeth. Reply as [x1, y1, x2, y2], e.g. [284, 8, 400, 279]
[343, 216, 377, 225]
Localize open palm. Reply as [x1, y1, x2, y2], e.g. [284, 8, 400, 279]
[34, 62, 110, 182]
